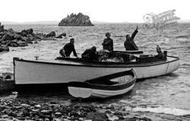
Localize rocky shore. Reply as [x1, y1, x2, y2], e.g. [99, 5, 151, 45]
[0, 22, 66, 53]
[0, 93, 189, 121]
[58, 13, 94, 26]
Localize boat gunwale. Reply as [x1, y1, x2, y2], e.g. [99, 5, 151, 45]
[68, 69, 136, 91]
[13, 56, 179, 68]
[68, 79, 135, 91]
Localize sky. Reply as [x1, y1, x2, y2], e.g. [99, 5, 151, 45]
[0, 0, 189, 23]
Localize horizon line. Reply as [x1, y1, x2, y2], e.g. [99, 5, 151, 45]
[1, 20, 190, 25]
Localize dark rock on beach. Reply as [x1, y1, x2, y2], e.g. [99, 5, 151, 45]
[56, 33, 66, 38]
[58, 12, 94, 26]
[0, 22, 66, 53]
[0, 22, 4, 32]
[0, 94, 189, 121]
[0, 24, 40, 49]
[19, 28, 34, 36]
[46, 31, 56, 38]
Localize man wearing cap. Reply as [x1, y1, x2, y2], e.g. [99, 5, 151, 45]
[59, 38, 78, 58]
[102, 32, 113, 52]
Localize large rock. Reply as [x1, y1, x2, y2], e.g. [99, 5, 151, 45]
[0, 22, 4, 32]
[46, 31, 56, 38]
[19, 28, 34, 36]
[0, 22, 68, 53]
[58, 13, 94, 26]
[56, 33, 66, 38]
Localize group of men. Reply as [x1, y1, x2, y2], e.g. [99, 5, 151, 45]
[59, 26, 140, 61]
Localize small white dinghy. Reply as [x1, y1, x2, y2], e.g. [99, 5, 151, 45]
[68, 69, 136, 98]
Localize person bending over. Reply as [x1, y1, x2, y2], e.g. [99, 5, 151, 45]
[82, 46, 98, 61]
[59, 38, 78, 58]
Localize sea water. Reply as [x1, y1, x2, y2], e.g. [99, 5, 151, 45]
[1, 23, 190, 116]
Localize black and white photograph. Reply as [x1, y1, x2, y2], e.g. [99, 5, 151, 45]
[0, 0, 189, 120]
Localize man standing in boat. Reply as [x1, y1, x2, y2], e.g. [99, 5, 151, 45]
[124, 26, 139, 50]
[59, 38, 78, 58]
[102, 32, 113, 51]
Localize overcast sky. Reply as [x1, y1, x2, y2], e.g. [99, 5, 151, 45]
[0, 0, 188, 23]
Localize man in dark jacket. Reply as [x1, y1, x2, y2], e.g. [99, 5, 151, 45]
[102, 32, 113, 51]
[124, 26, 138, 50]
[82, 46, 98, 61]
[59, 38, 78, 58]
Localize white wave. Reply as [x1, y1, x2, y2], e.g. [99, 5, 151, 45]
[120, 100, 190, 116]
[124, 105, 190, 116]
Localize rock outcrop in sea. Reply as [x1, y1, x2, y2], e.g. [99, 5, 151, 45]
[0, 22, 4, 32]
[58, 13, 94, 26]
[0, 23, 66, 53]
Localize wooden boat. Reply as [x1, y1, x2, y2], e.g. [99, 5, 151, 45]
[55, 55, 180, 79]
[13, 53, 179, 85]
[68, 69, 136, 98]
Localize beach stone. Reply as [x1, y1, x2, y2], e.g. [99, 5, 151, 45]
[35, 104, 41, 108]
[63, 119, 71, 121]
[8, 111, 17, 117]
[14, 105, 22, 110]
[53, 118, 62, 121]
[55, 112, 62, 117]
[1, 114, 9, 118]
[113, 111, 126, 119]
[0, 105, 9, 111]
[44, 118, 50, 121]
[85, 112, 108, 121]
[32, 109, 39, 113]
[2, 108, 12, 115]
[21, 103, 30, 107]
[41, 109, 52, 115]
[106, 113, 119, 121]
[124, 117, 152, 121]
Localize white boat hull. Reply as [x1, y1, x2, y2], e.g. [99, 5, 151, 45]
[133, 57, 180, 79]
[13, 56, 179, 85]
[14, 59, 131, 84]
[68, 83, 135, 98]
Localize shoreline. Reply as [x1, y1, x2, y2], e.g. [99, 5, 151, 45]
[0, 94, 190, 121]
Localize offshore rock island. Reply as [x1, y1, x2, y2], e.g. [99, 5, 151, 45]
[58, 13, 94, 26]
